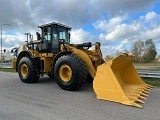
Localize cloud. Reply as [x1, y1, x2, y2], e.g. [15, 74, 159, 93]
[93, 16, 126, 32]
[0, 0, 159, 56]
[94, 16, 142, 42]
[94, 11, 160, 43]
[121, 39, 130, 44]
[144, 11, 160, 25]
[93, 11, 160, 55]
[142, 27, 160, 42]
[114, 44, 125, 51]
[3, 33, 26, 48]
[0, 0, 156, 29]
[0, 0, 157, 31]
[71, 29, 93, 44]
[101, 43, 128, 57]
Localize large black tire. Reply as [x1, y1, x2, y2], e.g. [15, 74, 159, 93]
[18, 57, 39, 83]
[54, 54, 88, 91]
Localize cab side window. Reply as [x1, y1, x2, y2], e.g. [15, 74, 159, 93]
[59, 31, 65, 39]
[43, 27, 51, 41]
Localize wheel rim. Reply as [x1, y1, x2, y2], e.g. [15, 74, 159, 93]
[21, 64, 28, 77]
[59, 64, 72, 82]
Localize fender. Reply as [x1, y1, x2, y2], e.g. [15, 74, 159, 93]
[71, 47, 96, 78]
[52, 51, 73, 68]
[15, 51, 33, 71]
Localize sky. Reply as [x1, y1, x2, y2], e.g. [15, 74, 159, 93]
[0, 0, 160, 57]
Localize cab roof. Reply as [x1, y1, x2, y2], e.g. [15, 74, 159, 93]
[38, 22, 72, 30]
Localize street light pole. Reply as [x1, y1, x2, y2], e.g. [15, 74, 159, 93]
[1, 24, 11, 67]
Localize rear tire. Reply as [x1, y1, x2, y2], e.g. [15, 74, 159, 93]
[54, 54, 88, 91]
[18, 57, 39, 83]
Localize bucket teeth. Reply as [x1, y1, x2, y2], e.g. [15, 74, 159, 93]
[143, 91, 149, 94]
[136, 99, 145, 104]
[146, 86, 153, 89]
[139, 96, 147, 100]
[130, 94, 147, 100]
[133, 92, 148, 97]
[144, 88, 151, 91]
[130, 93, 148, 100]
[133, 103, 142, 108]
[129, 83, 152, 108]
[138, 87, 151, 91]
[141, 93, 148, 97]
[147, 84, 153, 88]
[129, 98, 145, 104]
[135, 89, 149, 94]
[145, 89, 151, 92]
[141, 85, 153, 89]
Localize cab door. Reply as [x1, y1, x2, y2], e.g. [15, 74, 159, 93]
[52, 28, 60, 54]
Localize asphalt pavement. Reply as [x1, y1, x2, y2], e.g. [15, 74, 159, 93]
[0, 72, 160, 120]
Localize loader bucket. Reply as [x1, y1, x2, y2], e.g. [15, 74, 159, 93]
[93, 53, 152, 108]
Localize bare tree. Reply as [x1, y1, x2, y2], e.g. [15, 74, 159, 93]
[131, 40, 144, 62]
[131, 39, 157, 63]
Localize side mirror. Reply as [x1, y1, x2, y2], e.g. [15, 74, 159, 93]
[69, 33, 71, 40]
[36, 32, 41, 40]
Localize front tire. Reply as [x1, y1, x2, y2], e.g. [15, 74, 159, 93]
[18, 57, 39, 83]
[54, 54, 88, 91]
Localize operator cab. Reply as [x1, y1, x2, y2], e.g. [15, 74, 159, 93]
[37, 22, 71, 53]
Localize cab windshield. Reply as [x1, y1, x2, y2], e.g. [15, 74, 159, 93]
[53, 27, 70, 43]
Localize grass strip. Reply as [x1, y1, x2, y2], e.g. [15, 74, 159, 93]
[143, 78, 160, 88]
[0, 68, 16, 72]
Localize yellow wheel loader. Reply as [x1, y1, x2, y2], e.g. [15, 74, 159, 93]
[12, 22, 152, 108]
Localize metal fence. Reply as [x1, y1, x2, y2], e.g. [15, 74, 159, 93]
[138, 70, 160, 79]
